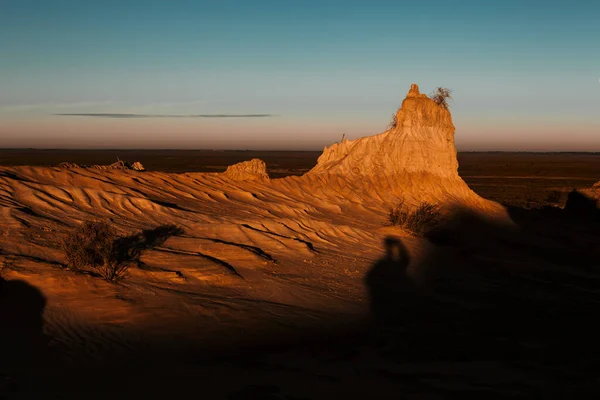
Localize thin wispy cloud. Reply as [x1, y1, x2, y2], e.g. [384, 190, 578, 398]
[54, 113, 275, 118]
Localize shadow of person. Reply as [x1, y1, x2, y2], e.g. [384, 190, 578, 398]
[0, 277, 48, 377]
[364, 237, 416, 349]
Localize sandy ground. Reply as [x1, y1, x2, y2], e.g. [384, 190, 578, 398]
[1, 165, 600, 399]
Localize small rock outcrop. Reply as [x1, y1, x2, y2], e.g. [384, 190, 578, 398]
[223, 159, 269, 181]
[130, 161, 145, 171]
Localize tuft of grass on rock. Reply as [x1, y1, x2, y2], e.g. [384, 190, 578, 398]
[431, 87, 452, 110]
[388, 200, 442, 237]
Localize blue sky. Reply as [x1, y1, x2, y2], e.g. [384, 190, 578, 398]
[1, 0, 599, 150]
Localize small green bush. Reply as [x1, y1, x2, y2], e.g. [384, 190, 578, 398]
[61, 220, 130, 282]
[388, 200, 442, 237]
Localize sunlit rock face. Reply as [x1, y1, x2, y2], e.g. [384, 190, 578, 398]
[304, 84, 478, 205]
[224, 158, 269, 181]
[308, 84, 458, 178]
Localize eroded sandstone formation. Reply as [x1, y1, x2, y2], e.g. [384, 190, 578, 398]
[223, 158, 269, 181]
[303, 84, 479, 206]
[308, 84, 458, 178]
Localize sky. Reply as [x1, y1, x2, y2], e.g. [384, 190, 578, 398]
[0, 0, 599, 151]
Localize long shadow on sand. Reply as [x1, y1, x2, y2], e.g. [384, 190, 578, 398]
[112, 224, 185, 268]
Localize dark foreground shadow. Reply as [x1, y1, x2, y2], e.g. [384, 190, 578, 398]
[398, 204, 600, 385]
[355, 199, 600, 396]
[0, 277, 48, 394]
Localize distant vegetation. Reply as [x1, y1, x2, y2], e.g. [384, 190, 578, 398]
[431, 87, 452, 110]
[388, 200, 442, 237]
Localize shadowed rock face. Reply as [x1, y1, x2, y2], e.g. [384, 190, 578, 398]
[224, 158, 269, 181]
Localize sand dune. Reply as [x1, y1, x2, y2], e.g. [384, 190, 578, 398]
[3, 85, 598, 397]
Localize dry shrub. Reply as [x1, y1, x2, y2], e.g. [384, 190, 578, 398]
[61, 220, 130, 282]
[388, 112, 398, 129]
[431, 87, 452, 110]
[388, 200, 442, 237]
